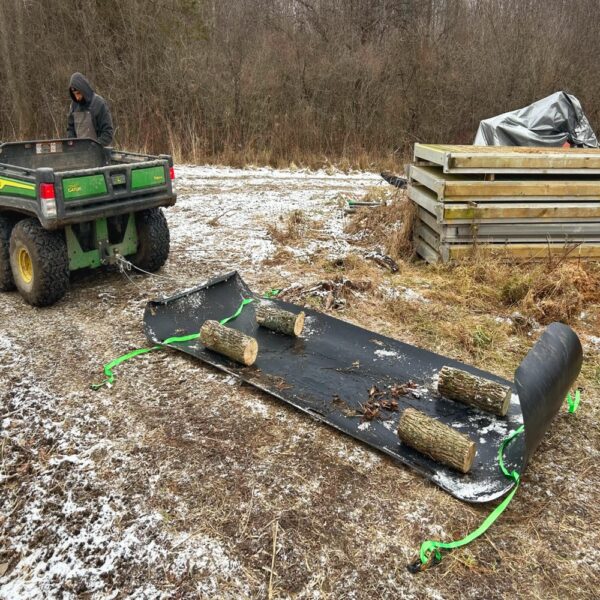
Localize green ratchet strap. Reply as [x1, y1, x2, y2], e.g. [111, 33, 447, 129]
[91, 297, 255, 390]
[567, 388, 581, 413]
[411, 425, 523, 572]
[411, 391, 581, 572]
[219, 297, 255, 325]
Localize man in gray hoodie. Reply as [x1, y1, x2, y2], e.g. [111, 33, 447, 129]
[67, 72, 114, 146]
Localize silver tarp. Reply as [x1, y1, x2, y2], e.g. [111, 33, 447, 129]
[474, 91, 598, 147]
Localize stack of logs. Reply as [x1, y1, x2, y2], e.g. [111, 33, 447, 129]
[397, 366, 512, 473]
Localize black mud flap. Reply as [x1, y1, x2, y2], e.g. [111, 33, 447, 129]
[143, 272, 582, 503]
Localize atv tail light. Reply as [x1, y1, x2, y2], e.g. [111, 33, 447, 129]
[169, 167, 175, 180]
[39, 182, 57, 218]
[39, 183, 55, 199]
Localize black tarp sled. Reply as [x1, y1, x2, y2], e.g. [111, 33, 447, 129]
[143, 272, 582, 503]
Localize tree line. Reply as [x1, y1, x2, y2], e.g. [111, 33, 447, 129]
[1, 0, 599, 167]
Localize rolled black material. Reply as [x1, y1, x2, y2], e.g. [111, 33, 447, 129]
[143, 272, 581, 503]
[515, 322, 583, 464]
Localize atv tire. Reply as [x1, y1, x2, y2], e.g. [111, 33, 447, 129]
[131, 208, 170, 272]
[9, 218, 69, 306]
[0, 214, 17, 291]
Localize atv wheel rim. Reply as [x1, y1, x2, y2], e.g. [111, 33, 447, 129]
[17, 247, 33, 284]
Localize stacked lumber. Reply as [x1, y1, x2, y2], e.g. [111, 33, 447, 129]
[409, 144, 600, 263]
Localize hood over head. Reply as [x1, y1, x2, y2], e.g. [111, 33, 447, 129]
[69, 72, 94, 104]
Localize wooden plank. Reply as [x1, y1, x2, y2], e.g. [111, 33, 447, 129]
[408, 184, 442, 218]
[414, 236, 442, 264]
[446, 243, 600, 260]
[417, 207, 442, 233]
[408, 165, 446, 197]
[443, 201, 600, 222]
[413, 184, 600, 221]
[415, 222, 441, 251]
[411, 165, 600, 199]
[414, 144, 600, 173]
[443, 234, 600, 244]
[443, 222, 600, 239]
[413, 144, 451, 168]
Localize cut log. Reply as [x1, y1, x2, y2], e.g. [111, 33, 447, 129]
[200, 320, 258, 366]
[437, 366, 511, 417]
[397, 407, 476, 473]
[255, 302, 305, 336]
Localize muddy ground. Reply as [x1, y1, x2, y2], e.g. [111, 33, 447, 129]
[1, 166, 599, 599]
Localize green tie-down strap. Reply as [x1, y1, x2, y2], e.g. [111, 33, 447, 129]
[411, 391, 581, 572]
[567, 389, 581, 413]
[91, 297, 255, 390]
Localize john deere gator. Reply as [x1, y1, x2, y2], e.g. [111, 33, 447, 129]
[0, 138, 176, 306]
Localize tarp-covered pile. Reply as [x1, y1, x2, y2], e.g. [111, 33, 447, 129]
[474, 91, 598, 148]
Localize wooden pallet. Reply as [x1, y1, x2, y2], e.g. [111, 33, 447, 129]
[409, 145, 600, 263]
[414, 144, 600, 174]
[409, 164, 600, 200]
[409, 186, 600, 223]
[416, 220, 600, 245]
[415, 235, 600, 264]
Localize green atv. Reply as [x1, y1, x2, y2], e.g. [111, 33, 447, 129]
[0, 138, 176, 306]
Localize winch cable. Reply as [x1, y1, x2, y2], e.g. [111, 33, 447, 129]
[115, 255, 282, 300]
[409, 388, 581, 572]
[115, 254, 195, 285]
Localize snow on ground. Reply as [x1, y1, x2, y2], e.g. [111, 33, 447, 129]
[3, 164, 597, 598]
[169, 165, 380, 275]
[0, 333, 250, 599]
[0, 165, 404, 599]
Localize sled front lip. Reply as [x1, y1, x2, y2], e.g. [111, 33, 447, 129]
[143, 272, 582, 503]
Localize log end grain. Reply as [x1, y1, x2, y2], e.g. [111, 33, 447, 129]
[242, 337, 259, 365]
[293, 311, 306, 336]
[256, 302, 305, 337]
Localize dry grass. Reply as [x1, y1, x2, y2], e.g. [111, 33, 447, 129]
[253, 230, 600, 598]
[178, 144, 410, 172]
[344, 190, 417, 260]
[265, 209, 308, 245]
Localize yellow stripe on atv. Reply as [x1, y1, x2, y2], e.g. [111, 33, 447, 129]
[0, 177, 35, 191]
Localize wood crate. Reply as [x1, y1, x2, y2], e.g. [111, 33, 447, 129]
[409, 145, 600, 263]
[414, 143, 600, 174]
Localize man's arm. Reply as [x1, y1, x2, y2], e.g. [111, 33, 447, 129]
[95, 99, 114, 146]
[66, 107, 76, 138]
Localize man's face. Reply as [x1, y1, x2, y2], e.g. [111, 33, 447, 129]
[71, 88, 83, 102]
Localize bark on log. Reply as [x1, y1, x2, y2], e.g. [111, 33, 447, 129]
[397, 407, 476, 473]
[437, 366, 511, 417]
[200, 320, 258, 366]
[255, 302, 305, 336]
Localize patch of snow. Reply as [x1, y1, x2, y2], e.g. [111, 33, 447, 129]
[168, 165, 379, 271]
[401, 288, 429, 303]
[0, 336, 250, 599]
[585, 335, 600, 349]
[432, 471, 503, 502]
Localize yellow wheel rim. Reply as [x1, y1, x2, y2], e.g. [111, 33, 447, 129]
[17, 247, 33, 284]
